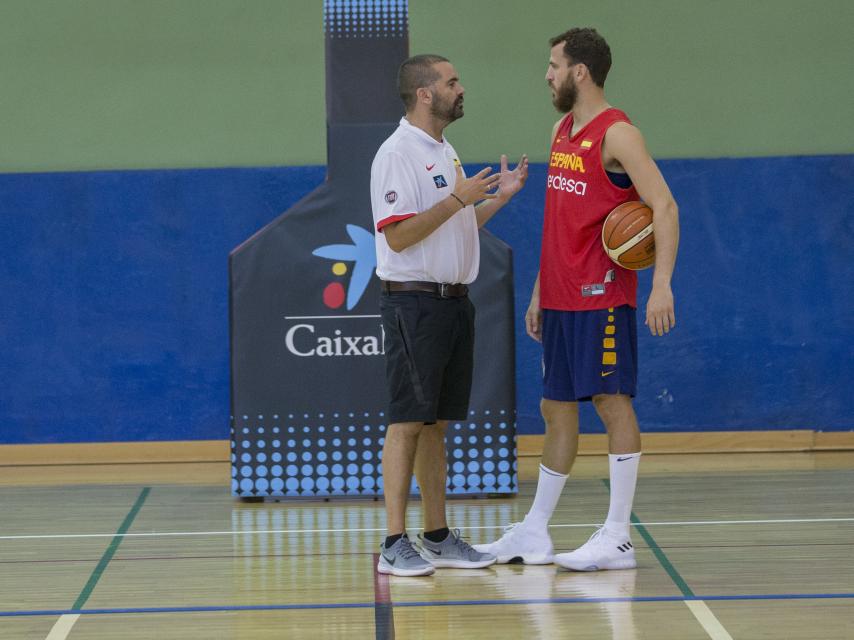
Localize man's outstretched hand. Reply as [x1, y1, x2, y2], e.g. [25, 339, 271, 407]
[495, 154, 529, 201]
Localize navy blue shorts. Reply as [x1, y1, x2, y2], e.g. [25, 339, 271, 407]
[542, 305, 637, 402]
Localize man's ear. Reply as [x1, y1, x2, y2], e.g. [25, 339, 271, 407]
[415, 86, 433, 105]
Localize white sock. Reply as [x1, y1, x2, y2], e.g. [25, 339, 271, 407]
[604, 452, 641, 538]
[524, 464, 568, 529]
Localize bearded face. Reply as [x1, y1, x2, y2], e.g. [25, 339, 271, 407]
[430, 88, 464, 123]
[551, 73, 578, 113]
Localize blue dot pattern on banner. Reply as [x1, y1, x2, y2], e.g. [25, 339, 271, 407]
[229, 409, 517, 498]
[323, 0, 408, 39]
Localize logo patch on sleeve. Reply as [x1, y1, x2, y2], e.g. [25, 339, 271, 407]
[384, 190, 398, 204]
[433, 175, 448, 189]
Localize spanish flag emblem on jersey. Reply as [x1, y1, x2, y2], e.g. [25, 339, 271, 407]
[580, 140, 593, 149]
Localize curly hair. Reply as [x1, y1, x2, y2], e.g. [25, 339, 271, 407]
[549, 28, 612, 87]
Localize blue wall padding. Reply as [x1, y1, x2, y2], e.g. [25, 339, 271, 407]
[1, 167, 324, 443]
[1, 156, 851, 444]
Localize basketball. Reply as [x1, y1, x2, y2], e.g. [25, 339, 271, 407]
[602, 201, 656, 270]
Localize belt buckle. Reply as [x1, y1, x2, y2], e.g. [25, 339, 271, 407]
[439, 283, 449, 298]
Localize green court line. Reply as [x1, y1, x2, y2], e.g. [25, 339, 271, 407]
[602, 479, 695, 598]
[630, 512, 695, 598]
[71, 487, 150, 611]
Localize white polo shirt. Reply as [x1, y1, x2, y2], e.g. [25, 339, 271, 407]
[370, 117, 479, 285]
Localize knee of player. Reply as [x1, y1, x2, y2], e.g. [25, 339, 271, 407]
[539, 398, 578, 427]
[591, 394, 635, 422]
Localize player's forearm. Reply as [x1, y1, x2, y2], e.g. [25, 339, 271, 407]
[383, 196, 464, 253]
[474, 195, 509, 228]
[530, 272, 541, 304]
[651, 199, 679, 287]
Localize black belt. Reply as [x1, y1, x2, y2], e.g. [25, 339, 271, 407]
[381, 280, 468, 298]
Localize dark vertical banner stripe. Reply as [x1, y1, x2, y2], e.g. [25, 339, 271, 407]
[372, 553, 395, 640]
[72, 487, 151, 611]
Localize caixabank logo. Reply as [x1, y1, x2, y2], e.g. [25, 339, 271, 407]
[311, 223, 375, 310]
[284, 223, 385, 358]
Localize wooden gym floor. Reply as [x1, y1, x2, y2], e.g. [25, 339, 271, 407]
[0, 451, 852, 639]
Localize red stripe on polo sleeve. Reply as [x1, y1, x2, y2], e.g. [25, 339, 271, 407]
[376, 213, 416, 232]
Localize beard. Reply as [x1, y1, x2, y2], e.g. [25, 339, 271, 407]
[551, 76, 578, 113]
[430, 91, 464, 123]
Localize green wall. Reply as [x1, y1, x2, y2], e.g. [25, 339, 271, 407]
[0, 0, 323, 172]
[1, 0, 852, 172]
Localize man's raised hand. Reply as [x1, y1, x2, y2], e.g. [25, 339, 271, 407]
[496, 154, 529, 201]
[453, 163, 501, 206]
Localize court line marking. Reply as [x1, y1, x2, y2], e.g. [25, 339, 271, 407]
[71, 488, 151, 609]
[630, 511, 695, 598]
[3, 516, 853, 541]
[43, 488, 150, 640]
[634, 511, 733, 639]
[372, 553, 395, 640]
[2, 592, 853, 618]
[44, 614, 79, 640]
[613, 478, 732, 640]
[685, 601, 734, 640]
[4, 539, 854, 567]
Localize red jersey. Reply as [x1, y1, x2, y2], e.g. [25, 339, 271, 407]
[540, 108, 640, 311]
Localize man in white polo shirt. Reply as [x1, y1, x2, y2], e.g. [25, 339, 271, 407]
[370, 53, 529, 576]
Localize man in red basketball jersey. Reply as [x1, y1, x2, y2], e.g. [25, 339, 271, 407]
[475, 28, 679, 570]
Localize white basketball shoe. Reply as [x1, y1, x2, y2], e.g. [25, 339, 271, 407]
[472, 520, 554, 564]
[554, 527, 637, 572]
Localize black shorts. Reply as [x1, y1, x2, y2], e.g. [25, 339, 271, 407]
[380, 291, 475, 424]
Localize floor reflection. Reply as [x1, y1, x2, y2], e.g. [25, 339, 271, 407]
[228, 500, 637, 638]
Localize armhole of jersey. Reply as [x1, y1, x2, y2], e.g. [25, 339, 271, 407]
[599, 119, 636, 192]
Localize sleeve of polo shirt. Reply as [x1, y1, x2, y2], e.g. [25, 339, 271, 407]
[372, 151, 419, 233]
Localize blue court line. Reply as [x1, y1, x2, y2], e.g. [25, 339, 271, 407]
[2, 592, 853, 618]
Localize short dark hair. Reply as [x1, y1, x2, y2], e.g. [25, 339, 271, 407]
[550, 28, 611, 87]
[398, 54, 449, 110]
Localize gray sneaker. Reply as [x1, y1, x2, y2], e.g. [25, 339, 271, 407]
[418, 528, 497, 569]
[377, 535, 435, 577]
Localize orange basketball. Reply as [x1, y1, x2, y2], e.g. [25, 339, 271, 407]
[602, 201, 655, 270]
